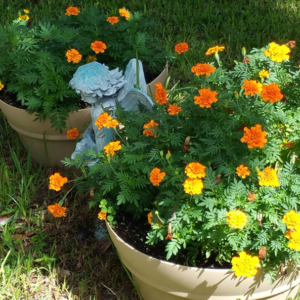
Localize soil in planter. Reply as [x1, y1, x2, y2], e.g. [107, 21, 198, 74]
[113, 213, 231, 269]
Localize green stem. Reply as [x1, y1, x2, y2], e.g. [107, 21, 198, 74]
[113, 128, 126, 144]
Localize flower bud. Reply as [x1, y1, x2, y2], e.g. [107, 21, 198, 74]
[259, 247, 267, 259]
[242, 47, 246, 57]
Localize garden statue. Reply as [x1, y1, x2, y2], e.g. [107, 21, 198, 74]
[69, 59, 153, 161]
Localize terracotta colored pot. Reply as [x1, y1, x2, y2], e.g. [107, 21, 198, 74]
[107, 221, 300, 300]
[147, 63, 169, 97]
[0, 99, 91, 166]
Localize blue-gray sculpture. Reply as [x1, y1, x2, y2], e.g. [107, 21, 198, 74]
[70, 59, 153, 160]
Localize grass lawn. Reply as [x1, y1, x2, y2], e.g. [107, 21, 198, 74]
[1, 0, 300, 299]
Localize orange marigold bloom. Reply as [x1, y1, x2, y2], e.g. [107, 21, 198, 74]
[183, 178, 204, 195]
[103, 141, 122, 157]
[48, 203, 67, 218]
[194, 88, 218, 108]
[143, 120, 159, 137]
[264, 42, 290, 62]
[66, 49, 82, 63]
[231, 251, 260, 278]
[191, 63, 216, 77]
[260, 83, 283, 103]
[174, 43, 189, 54]
[257, 167, 279, 187]
[236, 165, 250, 179]
[107, 16, 119, 25]
[240, 124, 267, 149]
[67, 127, 79, 139]
[94, 112, 119, 130]
[241, 79, 262, 96]
[149, 168, 166, 186]
[185, 162, 206, 179]
[205, 45, 225, 56]
[49, 173, 68, 191]
[154, 82, 168, 105]
[148, 212, 154, 226]
[98, 211, 107, 220]
[259, 69, 269, 78]
[65, 6, 80, 16]
[91, 41, 107, 54]
[119, 8, 130, 20]
[283, 141, 295, 148]
[18, 15, 29, 21]
[167, 104, 181, 115]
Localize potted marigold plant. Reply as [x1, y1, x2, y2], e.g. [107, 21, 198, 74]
[63, 41, 300, 299]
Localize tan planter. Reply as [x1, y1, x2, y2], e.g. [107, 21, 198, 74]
[107, 221, 300, 300]
[147, 63, 169, 97]
[0, 99, 91, 167]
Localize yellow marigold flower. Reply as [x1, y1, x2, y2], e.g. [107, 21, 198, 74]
[226, 210, 248, 229]
[240, 124, 267, 149]
[65, 49, 82, 63]
[259, 69, 269, 78]
[149, 167, 166, 186]
[260, 83, 283, 103]
[148, 212, 154, 225]
[23, 9, 29, 14]
[67, 128, 79, 139]
[87, 55, 97, 63]
[288, 230, 300, 251]
[65, 6, 80, 16]
[236, 165, 250, 179]
[257, 167, 279, 187]
[18, 15, 29, 21]
[91, 41, 107, 54]
[94, 112, 119, 130]
[174, 43, 189, 54]
[103, 141, 122, 157]
[47, 203, 67, 218]
[183, 178, 204, 195]
[185, 162, 206, 179]
[241, 79, 262, 96]
[98, 211, 107, 220]
[205, 45, 225, 56]
[264, 42, 290, 62]
[143, 120, 159, 137]
[154, 82, 168, 105]
[107, 16, 119, 25]
[194, 88, 218, 108]
[282, 210, 300, 229]
[167, 104, 181, 115]
[191, 63, 216, 77]
[231, 251, 260, 278]
[119, 8, 130, 20]
[0, 81, 4, 91]
[49, 173, 68, 192]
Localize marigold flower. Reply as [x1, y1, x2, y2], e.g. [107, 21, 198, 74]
[185, 162, 206, 179]
[282, 210, 300, 229]
[183, 178, 204, 195]
[241, 79, 262, 96]
[87, 55, 97, 63]
[149, 168, 166, 186]
[107, 16, 119, 25]
[143, 120, 159, 137]
[283, 141, 294, 148]
[259, 69, 269, 78]
[174, 43, 189, 54]
[257, 167, 279, 187]
[287, 230, 300, 251]
[0, 81, 4, 91]
[205, 45, 225, 56]
[264, 42, 290, 62]
[47, 203, 66, 218]
[231, 251, 260, 278]
[23, 9, 29, 14]
[260, 83, 283, 103]
[103, 141, 122, 157]
[191, 63, 216, 77]
[98, 211, 107, 220]
[240, 124, 267, 149]
[119, 8, 130, 20]
[94, 112, 119, 130]
[49, 173, 68, 191]
[236, 165, 250, 179]
[148, 212, 154, 225]
[167, 104, 181, 115]
[65, 6, 80, 16]
[65, 49, 82, 63]
[18, 15, 29, 21]
[91, 41, 107, 54]
[226, 210, 248, 229]
[154, 82, 168, 105]
[194, 88, 218, 108]
[67, 127, 79, 139]
[285, 230, 293, 239]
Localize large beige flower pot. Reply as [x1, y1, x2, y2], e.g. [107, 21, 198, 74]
[0, 99, 91, 167]
[147, 63, 169, 97]
[107, 221, 300, 300]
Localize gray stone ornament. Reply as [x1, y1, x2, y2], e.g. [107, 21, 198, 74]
[70, 59, 153, 161]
